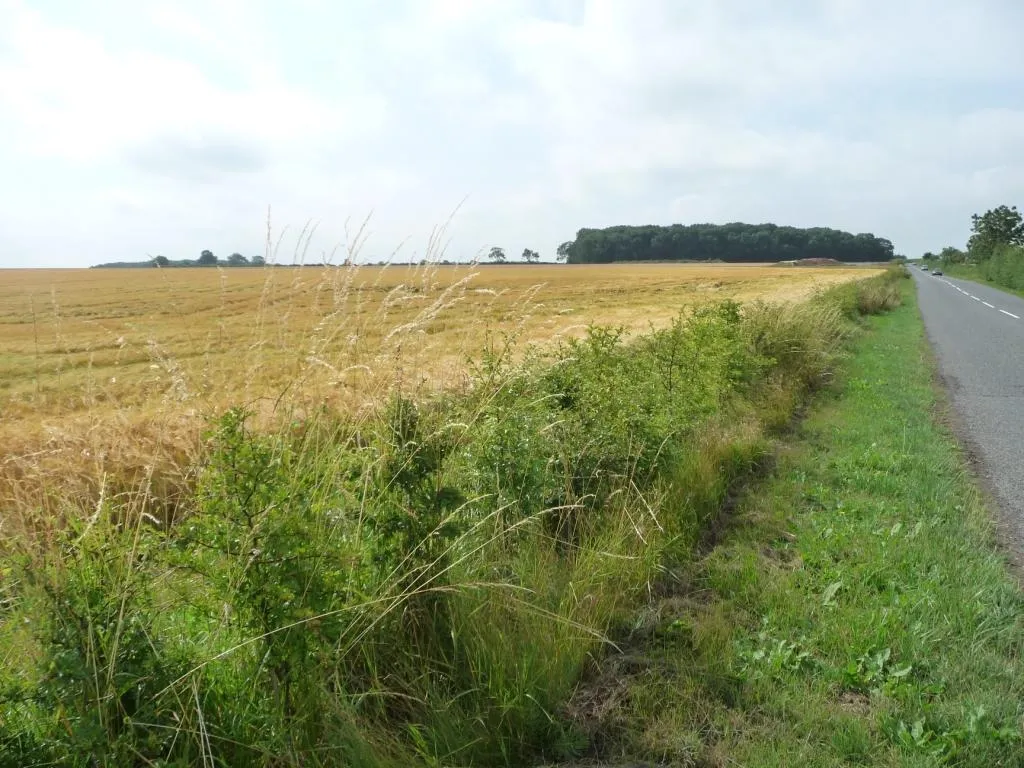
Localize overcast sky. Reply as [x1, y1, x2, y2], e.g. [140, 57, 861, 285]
[1, 0, 1023, 267]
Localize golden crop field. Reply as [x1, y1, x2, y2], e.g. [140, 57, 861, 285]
[0, 263, 879, 520]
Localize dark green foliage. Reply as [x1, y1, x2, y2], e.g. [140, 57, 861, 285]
[185, 408, 356, 716]
[455, 302, 768, 556]
[968, 204, 1024, 259]
[939, 245, 967, 264]
[938, 204, 1024, 293]
[542, 304, 759, 498]
[564, 223, 894, 263]
[6, 519, 198, 766]
[367, 396, 467, 574]
[95, 255, 268, 268]
[980, 244, 1024, 291]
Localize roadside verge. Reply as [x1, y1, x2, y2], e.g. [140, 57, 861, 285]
[562, 282, 1024, 766]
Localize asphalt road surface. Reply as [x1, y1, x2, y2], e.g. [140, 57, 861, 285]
[913, 268, 1024, 557]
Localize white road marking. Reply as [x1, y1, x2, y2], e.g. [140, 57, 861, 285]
[939, 278, 1022, 318]
[928, 276, 1021, 320]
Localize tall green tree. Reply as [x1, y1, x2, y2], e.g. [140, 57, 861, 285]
[251, 255, 266, 266]
[521, 248, 540, 264]
[151, 255, 169, 267]
[227, 253, 249, 266]
[487, 247, 506, 264]
[939, 246, 967, 264]
[198, 250, 218, 266]
[968, 205, 1024, 259]
[556, 241, 573, 262]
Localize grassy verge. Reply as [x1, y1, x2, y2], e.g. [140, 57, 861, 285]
[567, 280, 1024, 766]
[942, 262, 1024, 301]
[0, 270, 906, 766]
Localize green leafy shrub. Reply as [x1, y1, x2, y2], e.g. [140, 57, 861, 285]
[8, 515, 199, 765]
[981, 243, 1024, 291]
[183, 408, 359, 719]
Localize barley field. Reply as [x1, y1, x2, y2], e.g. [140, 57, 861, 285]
[0, 262, 877, 521]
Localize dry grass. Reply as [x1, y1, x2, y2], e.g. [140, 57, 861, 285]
[0, 262, 879, 528]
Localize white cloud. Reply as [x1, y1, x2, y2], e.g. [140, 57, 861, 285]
[0, 5, 385, 164]
[0, 0, 1023, 266]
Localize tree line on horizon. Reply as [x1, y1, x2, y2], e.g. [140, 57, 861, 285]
[92, 222, 901, 269]
[554, 223, 896, 264]
[92, 250, 267, 268]
[93, 248, 546, 268]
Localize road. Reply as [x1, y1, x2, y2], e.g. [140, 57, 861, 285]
[913, 268, 1024, 557]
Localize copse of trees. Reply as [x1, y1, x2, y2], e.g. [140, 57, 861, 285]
[954, 204, 1024, 290]
[560, 223, 895, 264]
[927, 204, 1024, 291]
[968, 205, 1024, 259]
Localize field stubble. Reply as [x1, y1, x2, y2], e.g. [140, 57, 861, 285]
[0, 262, 876, 530]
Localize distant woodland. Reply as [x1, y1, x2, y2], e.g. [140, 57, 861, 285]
[557, 223, 895, 264]
[92, 251, 266, 268]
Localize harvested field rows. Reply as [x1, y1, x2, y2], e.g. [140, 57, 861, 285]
[0, 263, 878, 517]
[1, 264, 877, 414]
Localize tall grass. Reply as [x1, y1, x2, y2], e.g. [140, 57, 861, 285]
[0, 269, 904, 766]
[980, 244, 1024, 292]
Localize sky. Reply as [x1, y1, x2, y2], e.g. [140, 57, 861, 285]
[1, 0, 1023, 268]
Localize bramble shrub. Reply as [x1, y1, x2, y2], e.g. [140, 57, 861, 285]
[182, 407, 357, 721]
[531, 303, 763, 546]
[8, 514, 197, 765]
[367, 395, 467, 576]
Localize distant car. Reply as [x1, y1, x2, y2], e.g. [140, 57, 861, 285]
[932, 269, 943, 276]
[922, 267, 930, 273]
